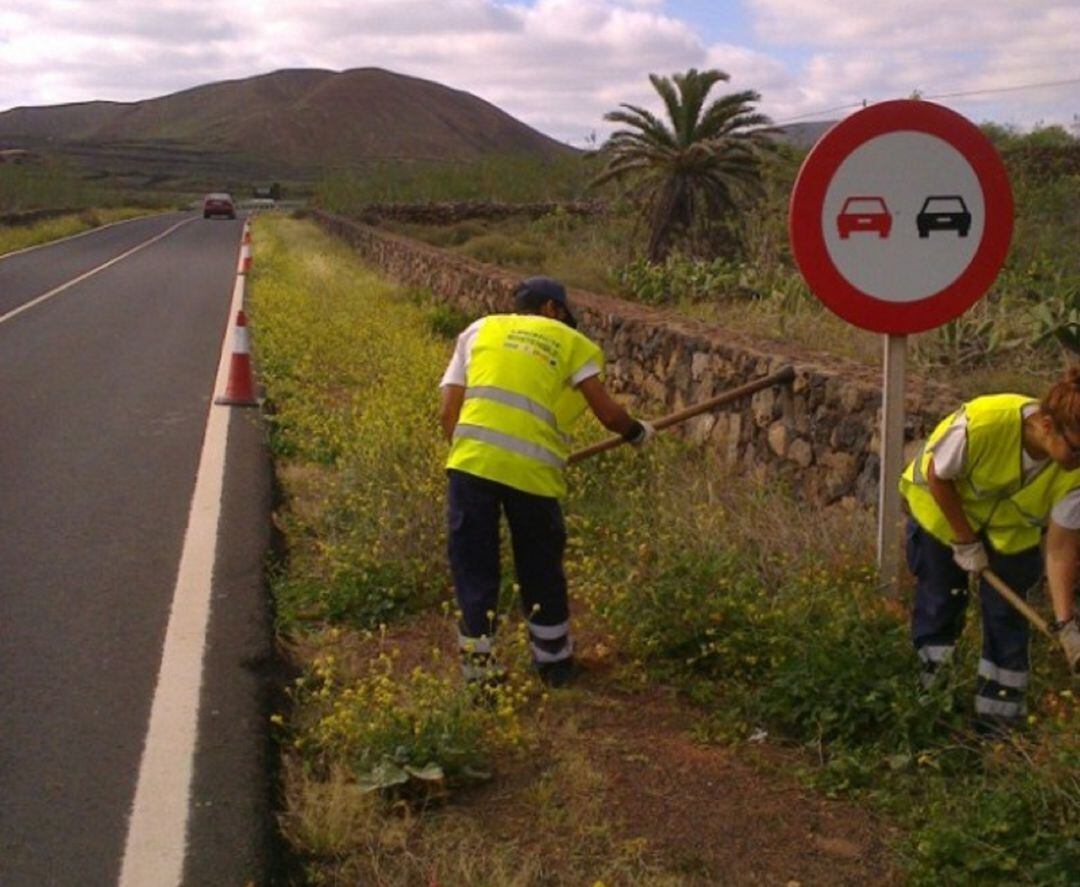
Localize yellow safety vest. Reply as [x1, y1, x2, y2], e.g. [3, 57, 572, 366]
[446, 314, 604, 498]
[899, 393, 1080, 553]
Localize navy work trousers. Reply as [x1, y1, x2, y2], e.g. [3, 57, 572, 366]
[906, 519, 1042, 720]
[447, 469, 569, 641]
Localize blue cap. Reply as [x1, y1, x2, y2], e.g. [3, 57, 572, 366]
[513, 276, 577, 329]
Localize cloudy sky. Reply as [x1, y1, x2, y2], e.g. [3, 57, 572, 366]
[1, 0, 1077, 145]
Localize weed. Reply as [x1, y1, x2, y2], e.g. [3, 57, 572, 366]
[288, 648, 528, 797]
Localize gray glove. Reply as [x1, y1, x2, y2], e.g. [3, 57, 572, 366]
[1056, 619, 1080, 675]
[951, 540, 989, 573]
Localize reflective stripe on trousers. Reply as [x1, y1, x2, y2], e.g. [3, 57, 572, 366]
[527, 618, 572, 664]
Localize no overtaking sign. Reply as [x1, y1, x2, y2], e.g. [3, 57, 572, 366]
[788, 100, 1014, 592]
[789, 100, 1013, 334]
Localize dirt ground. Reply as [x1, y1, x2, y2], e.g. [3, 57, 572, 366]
[348, 611, 903, 886]
[562, 669, 900, 885]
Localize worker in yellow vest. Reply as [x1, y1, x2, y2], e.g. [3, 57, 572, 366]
[439, 277, 654, 688]
[899, 366, 1080, 731]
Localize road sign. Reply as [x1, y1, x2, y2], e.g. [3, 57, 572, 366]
[789, 100, 1013, 334]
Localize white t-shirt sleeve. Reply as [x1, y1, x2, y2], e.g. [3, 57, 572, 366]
[570, 360, 601, 387]
[1051, 490, 1080, 529]
[929, 414, 968, 480]
[439, 319, 483, 387]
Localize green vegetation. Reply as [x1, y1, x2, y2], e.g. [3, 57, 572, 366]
[250, 220, 451, 630]
[314, 154, 595, 208]
[0, 161, 101, 213]
[0, 159, 178, 256]
[0, 159, 181, 214]
[0, 207, 160, 257]
[253, 217, 1078, 885]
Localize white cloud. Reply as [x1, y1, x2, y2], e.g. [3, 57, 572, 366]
[0, 0, 1076, 143]
[0, 0, 718, 143]
[747, 0, 1080, 128]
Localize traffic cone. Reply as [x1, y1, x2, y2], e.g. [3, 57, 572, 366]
[215, 310, 258, 407]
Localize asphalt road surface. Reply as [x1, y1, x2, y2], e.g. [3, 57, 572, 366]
[0, 213, 274, 886]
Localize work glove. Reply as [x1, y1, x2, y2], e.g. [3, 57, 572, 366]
[623, 419, 656, 447]
[951, 539, 989, 573]
[1054, 619, 1080, 675]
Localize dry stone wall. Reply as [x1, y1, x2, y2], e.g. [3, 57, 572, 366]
[311, 210, 959, 507]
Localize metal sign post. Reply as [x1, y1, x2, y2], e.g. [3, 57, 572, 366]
[878, 334, 907, 593]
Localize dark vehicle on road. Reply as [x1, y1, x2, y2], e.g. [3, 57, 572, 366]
[836, 196, 892, 239]
[917, 195, 971, 237]
[203, 193, 236, 220]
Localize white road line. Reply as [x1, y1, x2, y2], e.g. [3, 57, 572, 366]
[118, 239, 248, 887]
[0, 218, 194, 327]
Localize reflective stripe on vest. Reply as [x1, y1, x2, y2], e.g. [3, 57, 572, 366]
[466, 385, 559, 429]
[453, 423, 566, 469]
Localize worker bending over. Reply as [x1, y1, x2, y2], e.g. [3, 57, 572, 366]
[899, 366, 1080, 731]
[439, 276, 654, 688]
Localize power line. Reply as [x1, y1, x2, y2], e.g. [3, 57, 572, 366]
[925, 75, 1080, 101]
[771, 75, 1080, 128]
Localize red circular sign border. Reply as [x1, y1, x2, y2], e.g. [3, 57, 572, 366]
[789, 100, 1013, 335]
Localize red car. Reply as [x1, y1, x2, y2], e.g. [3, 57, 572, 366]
[836, 196, 892, 239]
[202, 192, 236, 220]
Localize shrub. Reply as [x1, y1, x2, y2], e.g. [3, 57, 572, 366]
[459, 232, 546, 267]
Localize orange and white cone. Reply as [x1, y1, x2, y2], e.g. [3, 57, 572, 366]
[242, 227, 252, 246]
[239, 242, 252, 275]
[215, 310, 258, 406]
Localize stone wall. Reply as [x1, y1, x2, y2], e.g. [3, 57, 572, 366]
[310, 210, 959, 506]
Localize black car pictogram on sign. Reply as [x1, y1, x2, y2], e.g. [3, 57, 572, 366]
[916, 195, 971, 238]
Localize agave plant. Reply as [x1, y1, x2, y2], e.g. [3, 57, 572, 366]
[592, 68, 775, 261]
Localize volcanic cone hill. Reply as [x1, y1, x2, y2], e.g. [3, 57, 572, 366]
[0, 67, 573, 185]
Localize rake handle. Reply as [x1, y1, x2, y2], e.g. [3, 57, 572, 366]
[568, 365, 796, 465]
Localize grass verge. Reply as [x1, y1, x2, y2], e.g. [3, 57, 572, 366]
[0, 207, 160, 257]
[251, 216, 1078, 885]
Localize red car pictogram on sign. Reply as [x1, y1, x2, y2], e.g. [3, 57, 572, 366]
[837, 196, 892, 239]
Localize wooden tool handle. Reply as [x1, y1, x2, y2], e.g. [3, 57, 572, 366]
[568, 365, 796, 465]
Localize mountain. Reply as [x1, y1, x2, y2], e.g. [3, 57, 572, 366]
[773, 121, 838, 150]
[0, 68, 573, 185]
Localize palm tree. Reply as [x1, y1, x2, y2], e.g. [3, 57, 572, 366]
[592, 68, 774, 262]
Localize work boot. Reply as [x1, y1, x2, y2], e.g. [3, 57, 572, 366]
[536, 657, 580, 689]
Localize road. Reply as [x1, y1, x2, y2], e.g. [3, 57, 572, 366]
[0, 213, 274, 886]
